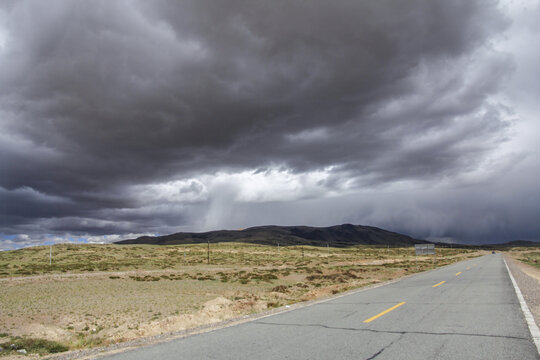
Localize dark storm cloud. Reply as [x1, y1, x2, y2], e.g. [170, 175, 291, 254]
[0, 0, 518, 242]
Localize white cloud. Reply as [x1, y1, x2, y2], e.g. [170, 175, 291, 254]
[205, 167, 353, 203]
[131, 179, 208, 204]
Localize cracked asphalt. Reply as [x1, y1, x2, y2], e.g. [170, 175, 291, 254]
[101, 254, 539, 359]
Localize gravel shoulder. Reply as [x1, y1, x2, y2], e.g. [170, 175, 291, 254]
[505, 254, 540, 328]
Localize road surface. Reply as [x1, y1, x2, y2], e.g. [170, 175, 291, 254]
[102, 254, 539, 359]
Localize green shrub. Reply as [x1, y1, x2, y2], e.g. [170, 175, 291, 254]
[2, 337, 69, 354]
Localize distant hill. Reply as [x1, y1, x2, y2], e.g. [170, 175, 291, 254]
[488, 240, 540, 247]
[116, 224, 429, 247]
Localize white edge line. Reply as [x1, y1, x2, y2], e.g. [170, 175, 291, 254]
[504, 258, 540, 354]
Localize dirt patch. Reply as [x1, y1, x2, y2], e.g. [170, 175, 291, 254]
[513, 259, 540, 284]
[513, 259, 540, 282]
[106, 296, 247, 342]
[22, 324, 71, 343]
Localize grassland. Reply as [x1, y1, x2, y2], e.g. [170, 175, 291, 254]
[0, 243, 483, 356]
[506, 248, 540, 269]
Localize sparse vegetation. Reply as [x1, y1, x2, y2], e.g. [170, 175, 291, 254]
[0, 243, 484, 354]
[506, 248, 540, 268]
[0, 336, 68, 355]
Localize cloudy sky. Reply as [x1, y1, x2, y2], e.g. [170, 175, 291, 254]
[1, 0, 539, 249]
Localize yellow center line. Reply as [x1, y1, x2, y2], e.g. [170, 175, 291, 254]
[456, 272, 462, 276]
[432, 280, 446, 288]
[363, 302, 406, 323]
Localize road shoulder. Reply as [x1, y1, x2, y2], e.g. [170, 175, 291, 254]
[505, 255, 540, 328]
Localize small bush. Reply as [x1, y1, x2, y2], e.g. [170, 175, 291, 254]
[129, 275, 161, 281]
[271, 285, 289, 293]
[196, 275, 215, 281]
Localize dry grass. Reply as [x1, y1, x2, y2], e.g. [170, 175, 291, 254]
[506, 248, 540, 269]
[0, 243, 483, 355]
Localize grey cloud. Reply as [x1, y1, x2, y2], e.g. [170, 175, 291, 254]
[0, 0, 522, 242]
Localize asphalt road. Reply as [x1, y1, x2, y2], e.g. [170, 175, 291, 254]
[102, 254, 539, 359]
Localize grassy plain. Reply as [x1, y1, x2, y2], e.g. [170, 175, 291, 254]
[0, 243, 483, 356]
[506, 248, 540, 269]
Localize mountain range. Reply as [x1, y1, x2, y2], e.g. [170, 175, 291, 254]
[116, 224, 429, 247]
